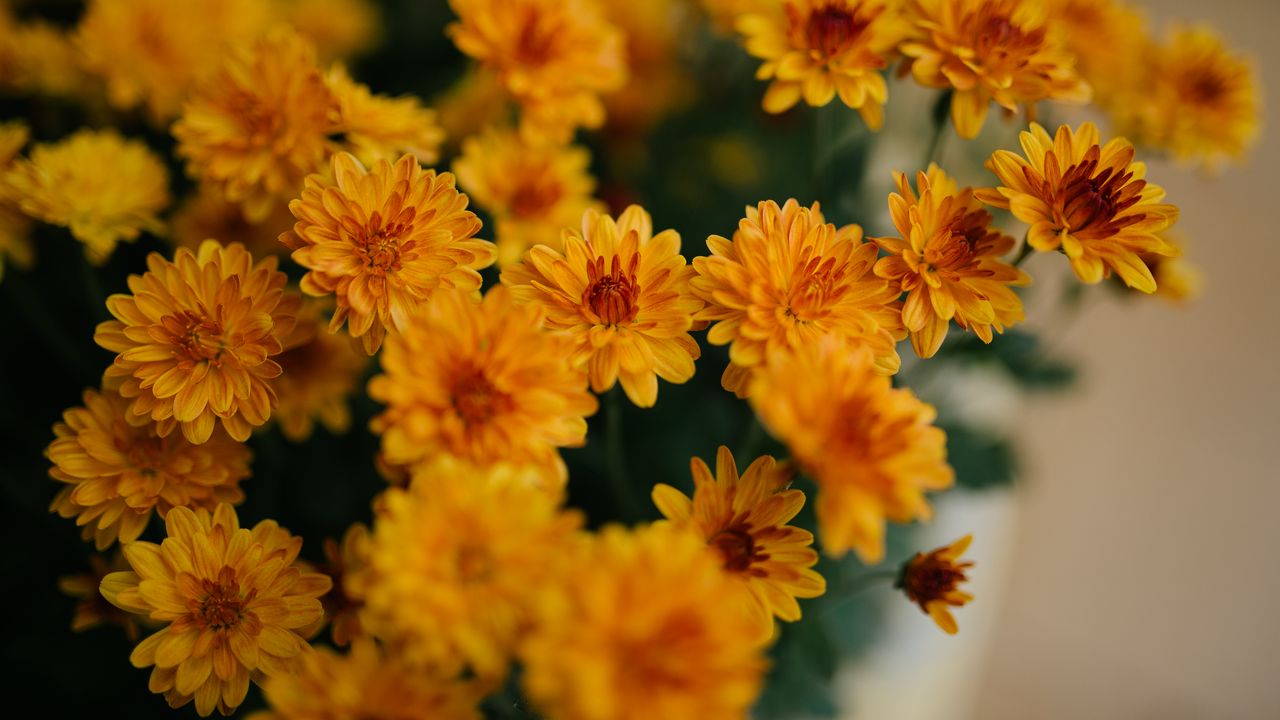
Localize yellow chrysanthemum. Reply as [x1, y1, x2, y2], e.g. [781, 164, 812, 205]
[4, 129, 169, 264]
[738, 0, 903, 127]
[0, 121, 33, 281]
[367, 288, 597, 489]
[48, 387, 251, 549]
[652, 446, 825, 638]
[311, 523, 370, 647]
[602, 0, 695, 135]
[900, 533, 974, 634]
[900, 0, 1090, 139]
[447, 0, 627, 143]
[501, 206, 703, 407]
[271, 298, 367, 442]
[976, 122, 1179, 293]
[325, 64, 444, 167]
[453, 127, 604, 266]
[59, 552, 143, 641]
[249, 638, 481, 720]
[521, 523, 767, 720]
[283, 152, 493, 355]
[872, 164, 1029, 358]
[170, 186, 294, 259]
[3, 19, 95, 99]
[1047, 0, 1147, 106]
[750, 339, 954, 563]
[701, 0, 777, 34]
[95, 241, 300, 444]
[691, 198, 904, 397]
[432, 69, 511, 153]
[273, 0, 382, 62]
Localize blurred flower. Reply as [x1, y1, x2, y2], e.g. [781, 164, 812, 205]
[700, 0, 777, 33]
[272, 0, 382, 62]
[899, 533, 974, 634]
[271, 297, 367, 442]
[170, 185, 293, 258]
[312, 523, 370, 647]
[95, 241, 299, 443]
[1047, 0, 1147, 106]
[602, 0, 695, 135]
[48, 387, 251, 549]
[501, 206, 702, 407]
[652, 446, 825, 639]
[326, 64, 445, 166]
[691, 199, 904, 397]
[0, 121, 32, 281]
[1142, 232, 1202, 304]
[100, 504, 331, 717]
[283, 152, 492, 354]
[738, 0, 903, 128]
[432, 69, 511, 152]
[977, 122, 1179, 293]
[368, 288, 596, 490]
[750, 340, 953, 563]
[521, 523, 767, 720]
[900, 0, 1090, 138]
[249, 638, 481, 720]
[454, 127, 603, 266]
[3, 20, 96, 99]
[58, 552, 142, 641]
[351, 459, 584, 678]
[873, 164, 1029, 359]
[4, 129, 169, 264]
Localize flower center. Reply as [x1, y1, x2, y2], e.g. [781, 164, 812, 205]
[583, 255, 640, 326]
[164, 311, 227, 365]
[798, 2, 871, 59]
[709, 523, 765, 573]
[1186, 70, 1227, 104]
[122, 434, 168, 475]
[785, 259, 847, 321]
[450, 367, 510, 426]
[509, 179, 563, 218]
[356, 209, 415, 275]
[906, 559, 968, 605]
[1056, 150, 1144, 238]
[195, 567, 249, 631]
[515, 6, 554, 65]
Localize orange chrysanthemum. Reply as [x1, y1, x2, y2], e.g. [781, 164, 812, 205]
[48, 387, 251, 548]
[977, 122, 1179, 293]
[1047, 0, 1147, 106]
[325, 64, 445, 167]
[0, 121, 33, 281]
[1143, 233, 1202, 304]
[738, 0, 903, 127]
[501, 206, 702, 407]
[521, 523, 767, 720]
[170, 186, 294, 259]
[900, 0, 1090, 138]
[652, 446, 825, 638]
[271, 298, 367, 442]
[275, 0, 382, 62]
[453, 127, 603, 266]
[900, 533, 974, 634]
[283, 152, 493, 355]
[602, 0, 695, 135]
[58, 552, 143, 641]
[750, 340, 953, 563]
[311, 523, 370, 647]
[95, 241, 300, 444]
[101, 504, 331, 717]
[872, 164, 1029, 358]
[368, 288, 596, 489]
[691, 199, 904, 397]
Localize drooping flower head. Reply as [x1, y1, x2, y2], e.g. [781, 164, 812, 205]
[521, 522, 768, 720]
[691, 199, 904, 397]
[453, 127, 604, 266]
[899, 0, 1091, 138]
[873, 164, 1029, 358]
[738, 0, 904, 128]
[95, 241, 300, 444]
[284, 152, 493, 355]
[271, 297, 368, 442]
[501, 206, 703, 407]
[100, 504, 331, 717]
[652, 446, 826, 639]
[1047, 0, 1147, 106]
[899, 534, 974, 634]
[48, 388, 251, 548]
[58, 551, 142, 641]
[977, 122, 1179, 293]
[325, 64, 445, 167]
[367, 288, 597, 489]
[750, 340, 954, 563]
[4, 129, 169, 264]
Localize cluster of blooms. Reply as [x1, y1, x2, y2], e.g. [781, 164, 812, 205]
[9, 0, 1254, 717]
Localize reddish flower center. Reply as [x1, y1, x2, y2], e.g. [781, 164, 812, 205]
[785, 257, 849, 321]
[709, 523, 767, 573]
[1054, 147, 1145, 239]
[515, 7, 554, 65]
[122, 434, 168, 474]
[164, 311, 227, 365]
[799, 3, 871, 59]
[450, 367, 511, 426]
[355, 208, 415, 275]
[904, 554, 970, 609]
[509, 179, 563, 218]
[583, 254, 640, 326]
[196, 567, 250, 631]
[1186, 70, 1227, 104]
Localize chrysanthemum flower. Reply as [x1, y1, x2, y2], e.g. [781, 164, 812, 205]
[3, 19, 95, 99]
[453, 127, 603, 266]
[173, 29, 336, 222]
[521, 523, 767, 720]
[899, 534, 974, 634]
[737, 0, 904, 127]
[602, 0, 695, 134]
[170, 186, 294, 259]
[447, 0, 627, 143]
[274, 0, 382, 62]
[4, 129, 169, 264]
[651, 446, 825, 638]
[976, 122, 1179, 293]
[872, 164, 1029, 359]
[368, 288, 596, 489]
[326, 65, 445, 167]
[47, 387, 251, 548]
[1143, 233, 1202, 304]
[1047, 0, 1147, 106]
[95, 241, 300, 444]
[58, 552, 143, 641]
[350, 459, 584, 678]
[0, 121, 32, 282]
[311, 523, 369, 647]
[899, 0, 1090, 139]
[249, 638, 481, 720]
[432, 69, 511, 152]
[691, 199, 904, 397]
[271, 298, 367, 442]
[101, 504, 331, 717]
[749, 340, 953, 563]
[501, 206, 702, 407]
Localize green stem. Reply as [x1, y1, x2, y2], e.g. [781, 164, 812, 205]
[1012, 235, 1035, 267]
[821, 569, 900, 618]
[923, 90, 953, 168]
[605, 388, 639, 521]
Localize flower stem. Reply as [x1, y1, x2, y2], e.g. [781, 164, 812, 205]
[605, 388, 639, 521]
[1012, 235, 1035, 267]
[821, 568, 900, 618]
[923, 90, 953, 168]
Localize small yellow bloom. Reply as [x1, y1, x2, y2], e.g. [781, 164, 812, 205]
[0, 121, 33, 282]
[652, 446, 826, 638]
[5, 129, 169, 264]
[1047, 0, 1147, 107]
[170, 186, 294, 259]
[1143, 232, 1202, 304]
[58, 552, 143, 641]
[750, 340, 954, 563]
[977, 122, 1179, 293]
[326, 64, 445, 167]
[900, 534, 974, 634]
[273, 0, 382, 62]
[101, 504, 331, 717]
[271, 297, 368, 442]
[501, 206, 703, 407]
